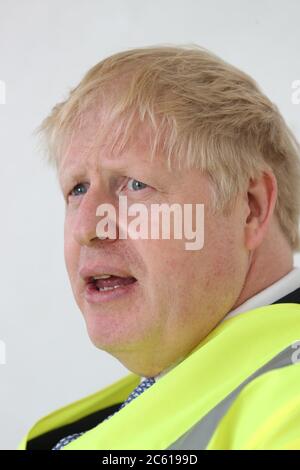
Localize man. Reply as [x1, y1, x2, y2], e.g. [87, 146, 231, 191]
[20, 45, 300, 450]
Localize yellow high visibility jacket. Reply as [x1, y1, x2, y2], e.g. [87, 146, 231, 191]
[19, 303, 300, 450]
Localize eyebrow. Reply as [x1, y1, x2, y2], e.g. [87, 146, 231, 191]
[57, 149, 164, 194]
[58, 161, 132, 192]
[58, 160, 88, 186]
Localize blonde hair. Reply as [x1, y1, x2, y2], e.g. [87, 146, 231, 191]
[37, 44, 300, 250]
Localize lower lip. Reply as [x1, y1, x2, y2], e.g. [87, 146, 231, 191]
[84, 280, 138, 304]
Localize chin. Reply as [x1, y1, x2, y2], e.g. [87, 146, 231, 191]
[84, 319, 135, 352]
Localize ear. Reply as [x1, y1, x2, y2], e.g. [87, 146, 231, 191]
[244, 171, 277, 251]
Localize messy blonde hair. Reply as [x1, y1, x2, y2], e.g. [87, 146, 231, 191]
[37, 44, 300, 250]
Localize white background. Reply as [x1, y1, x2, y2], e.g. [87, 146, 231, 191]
[0, 0, 299, 449]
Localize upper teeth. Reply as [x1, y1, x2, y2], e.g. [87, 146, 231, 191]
[93, 274, 112, 280]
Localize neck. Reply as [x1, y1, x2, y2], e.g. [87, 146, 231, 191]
[232, 223, 294, 311]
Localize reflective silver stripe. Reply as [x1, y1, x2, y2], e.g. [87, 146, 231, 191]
[168, 344, 296, 450]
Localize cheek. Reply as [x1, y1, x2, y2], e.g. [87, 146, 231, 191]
[202, 215, 245, 286]
[64, 225, 79, 278]
[146, 219, 237, 299]
[141, 238, 202, 294]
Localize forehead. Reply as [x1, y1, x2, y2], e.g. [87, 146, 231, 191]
[58, 112, 167, 179]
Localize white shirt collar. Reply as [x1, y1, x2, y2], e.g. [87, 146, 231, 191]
[222, 266, 300, 323]
[142, 266, 300, 383]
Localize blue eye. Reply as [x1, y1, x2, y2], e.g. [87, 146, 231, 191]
[70, 183, 89, 197]
[127, 179, 148, 191]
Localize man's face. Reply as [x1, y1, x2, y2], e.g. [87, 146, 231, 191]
[59, 114, 249, 376]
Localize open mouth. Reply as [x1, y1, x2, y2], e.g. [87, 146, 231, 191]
[88, 274, 137, 292]
[81, 266, 139, 304]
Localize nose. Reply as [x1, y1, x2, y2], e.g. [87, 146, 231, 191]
[71, 187, 118, 247]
